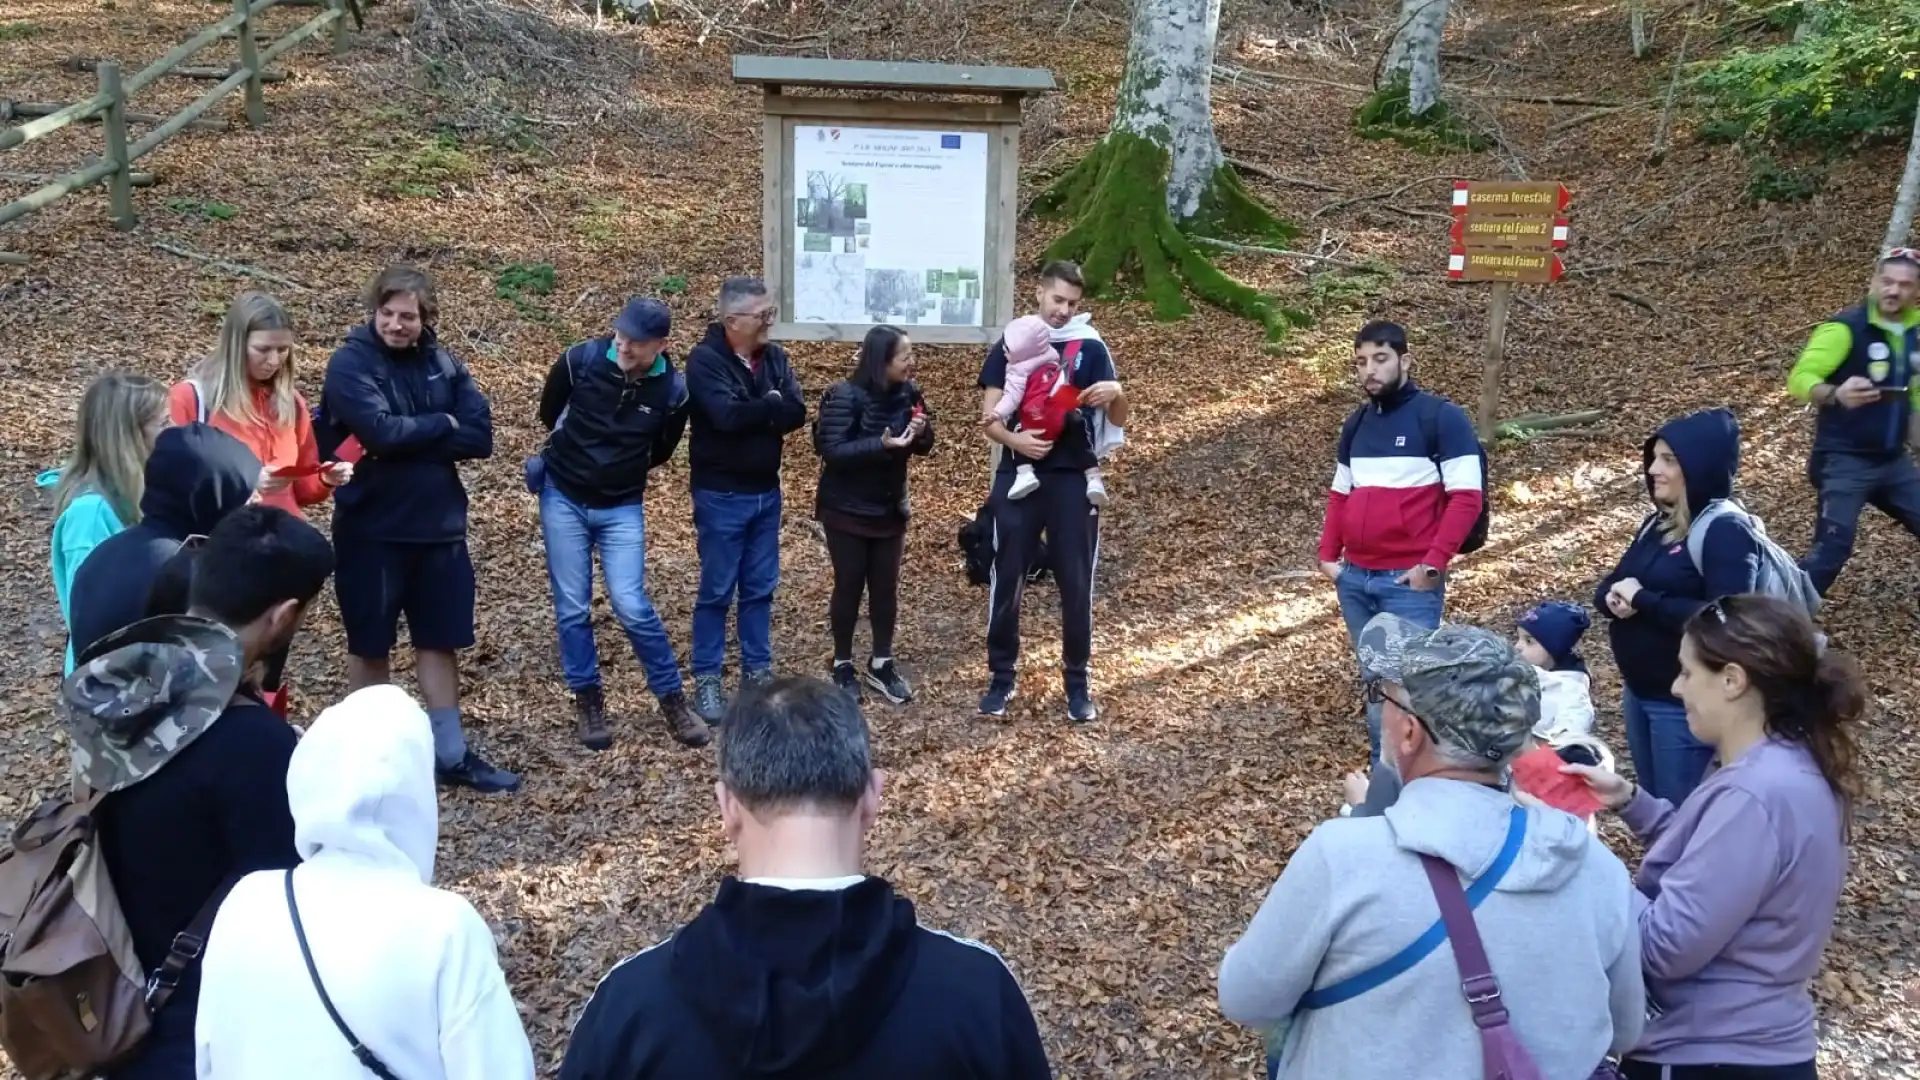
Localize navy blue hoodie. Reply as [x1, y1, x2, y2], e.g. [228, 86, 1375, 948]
[559, 877, 1051, 1080]
[319, 323, 493, 543]
[66, 423, 260, 660]
[1593, 408, 1762, 700]
[684, 322, 807, 495]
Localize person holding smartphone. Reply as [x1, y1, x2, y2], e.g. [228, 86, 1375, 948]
[1787, 247, 1920, 595]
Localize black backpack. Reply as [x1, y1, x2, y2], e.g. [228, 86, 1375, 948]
[1340, 396, 1490, 556]
[958, 501, 1050, 586]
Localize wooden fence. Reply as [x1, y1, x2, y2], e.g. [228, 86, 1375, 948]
[0, 0, 353, 265]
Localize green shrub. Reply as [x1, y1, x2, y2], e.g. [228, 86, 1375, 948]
[164, 198, 239, 220]
[0, 21, 45, 40]
[363, 133, 480, 198]
[496, 262, 557, 322]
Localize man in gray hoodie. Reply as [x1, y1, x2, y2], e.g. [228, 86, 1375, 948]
[1218, 614, 1645, 1079]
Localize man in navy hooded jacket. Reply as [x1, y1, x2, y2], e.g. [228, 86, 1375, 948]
[67, 422, 259, 660]
[1594, 407, 1761, 805]
[559, 677, 1051, 1080]
[319, 263, 518, 794]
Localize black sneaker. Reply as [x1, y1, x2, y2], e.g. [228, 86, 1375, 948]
[692, 674, 727, 724]
[1066, 683, 1099, 724]
[978, 677, 1016, 717]
[832, 661, 863, 700]
[865, 659, 913, 705]
[438, 750, 522, 794]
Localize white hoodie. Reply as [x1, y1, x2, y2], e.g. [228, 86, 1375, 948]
[195, 686, 534, 1080]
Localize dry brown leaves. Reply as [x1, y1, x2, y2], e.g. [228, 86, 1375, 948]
[2, 0, 1918, 1076]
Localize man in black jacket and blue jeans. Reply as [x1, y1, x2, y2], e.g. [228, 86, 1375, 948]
[535, 297, 705, 750]
[684, 277, 807, 723]
[320, 264, 518, 793]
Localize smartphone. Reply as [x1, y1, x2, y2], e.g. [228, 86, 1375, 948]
[1881, 385, 1911, 401]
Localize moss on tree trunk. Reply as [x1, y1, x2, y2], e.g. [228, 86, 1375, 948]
[1033, 131, 1304, 336]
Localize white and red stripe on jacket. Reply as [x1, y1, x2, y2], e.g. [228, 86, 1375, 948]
[1316, 390, 1485, 572]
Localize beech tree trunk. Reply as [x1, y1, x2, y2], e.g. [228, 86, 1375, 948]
[1033, 0, 1298, 331]
[1383, 0, 1450, 115]
[1884, 94, 1920, 252]
[1629, 0, 1649, 58]
[1113, 0, 1224, 220]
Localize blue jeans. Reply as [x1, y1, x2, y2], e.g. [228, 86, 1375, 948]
[1336, 565, 1446, 760]
[1622, 688, 1714, 805]
[540, 482, 683, 697]
[692, 487, 782, 677]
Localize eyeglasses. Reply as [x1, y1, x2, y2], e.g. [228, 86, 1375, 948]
[1364, 678, 1441, 740]
[727, 307, 778, 326]
[1701, 598, 1729, 624]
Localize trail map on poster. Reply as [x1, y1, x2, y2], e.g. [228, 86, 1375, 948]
[790, 125, 990, 327]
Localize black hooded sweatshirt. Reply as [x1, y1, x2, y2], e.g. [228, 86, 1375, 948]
[66, 423, 260, 660]
[559, 876, 1052, 1080]
[1593, 408, 1762, 700]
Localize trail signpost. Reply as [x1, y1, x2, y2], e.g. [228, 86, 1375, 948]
[1448, 180, 1574, 438]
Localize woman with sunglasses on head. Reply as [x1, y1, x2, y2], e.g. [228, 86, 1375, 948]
[1566, 594, 1862, 1080]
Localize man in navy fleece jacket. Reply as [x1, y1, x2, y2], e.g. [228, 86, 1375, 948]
[1316, 321, 1484, 762]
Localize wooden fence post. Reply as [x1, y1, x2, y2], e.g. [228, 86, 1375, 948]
[98, 62, 136, 231]
[329, 0, 349, 54]
[235, 0, 266, 127]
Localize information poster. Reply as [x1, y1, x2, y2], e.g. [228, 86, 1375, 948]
[789, 125, 990, 327]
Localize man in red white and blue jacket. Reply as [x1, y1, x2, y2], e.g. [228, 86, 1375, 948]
[1316, 321, 1485, 762]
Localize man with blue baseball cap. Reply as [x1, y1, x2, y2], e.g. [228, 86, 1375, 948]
[534, 297, 704, 750]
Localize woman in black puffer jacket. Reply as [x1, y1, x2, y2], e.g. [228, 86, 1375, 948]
[813, 325, 934, 704]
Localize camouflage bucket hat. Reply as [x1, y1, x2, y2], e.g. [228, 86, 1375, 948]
[63, 614, 245, 794]
[1356, 613, 1542, 765]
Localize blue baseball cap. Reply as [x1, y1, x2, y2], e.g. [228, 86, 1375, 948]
[614, 297, 672, 341]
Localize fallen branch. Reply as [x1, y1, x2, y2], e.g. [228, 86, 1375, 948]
[1, 167, 156, 187]
[1315, 174, 1456, 218]
[0, 252, 30, 267]
[1566, 257, 1675, 278]
[1227, 156, 1342, 193]
[1213, 63, 1369, 96]
[1549, 100, 1654, 134]
[1190, 235, 1372, 270]
[1501, 409, 1606, 432]
[1, 100, 221, 132]
[64, 57, 288, 83]
[153, 241, 307, 290]
[1608, 289, 1660, 315]
[1461, 90, 1628, 106]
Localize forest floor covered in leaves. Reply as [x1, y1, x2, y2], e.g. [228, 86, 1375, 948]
[2, 0, 1918, 1075]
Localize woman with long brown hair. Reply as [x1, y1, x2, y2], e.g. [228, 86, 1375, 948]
[38, 370, 170, 672]
[1569, 593, 1862, 1080]
[172, 290, 351, 514]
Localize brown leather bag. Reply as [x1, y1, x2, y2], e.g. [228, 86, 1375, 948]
[0, 789, 226, 1079]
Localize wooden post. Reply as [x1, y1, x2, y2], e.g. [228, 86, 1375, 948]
[235, 0, 266, 127]
[329, 0, 350, 54]
[98, 62, 136, 231]
[1476, 281, 1512, 441]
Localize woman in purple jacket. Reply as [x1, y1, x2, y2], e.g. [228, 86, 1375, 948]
[1569, 593, 1861, 1080]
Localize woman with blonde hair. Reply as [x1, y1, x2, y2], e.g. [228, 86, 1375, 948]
[36, 370, 170, 672]
[1569, 593, 1859, 1080]
[1593, 407, 1761, 805]
[170, 291, 351, 515]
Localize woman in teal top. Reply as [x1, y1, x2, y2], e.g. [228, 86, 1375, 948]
[43, 371, 170, 672]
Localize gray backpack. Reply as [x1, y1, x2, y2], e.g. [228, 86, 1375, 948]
[1686, 498, 1822, 618]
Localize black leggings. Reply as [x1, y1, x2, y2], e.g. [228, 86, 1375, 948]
[1622, 1061, 1817, 1080]
[825, 529, 905, 662]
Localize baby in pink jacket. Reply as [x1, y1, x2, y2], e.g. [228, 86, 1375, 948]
[985, 315, 1108, 505]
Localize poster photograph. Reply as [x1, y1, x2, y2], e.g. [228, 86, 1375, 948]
[789, 125, 990, 327]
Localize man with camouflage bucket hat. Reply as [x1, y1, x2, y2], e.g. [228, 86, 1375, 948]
[1217, 612, 1645, 1080]
[75, 505, 334, 1080]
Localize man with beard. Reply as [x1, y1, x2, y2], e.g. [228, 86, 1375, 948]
[319, 264, 518, 793]
[1317, 321, 1484, 764]
[68, 505, 335, 1080]
[1788, 247, 1920, 595]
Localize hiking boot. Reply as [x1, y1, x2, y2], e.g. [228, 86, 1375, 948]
[438, 750, 521, 794]
[832, 661, 863, 700]
[692, 674, 727, 724]
[978, 676, 1016, 718]
[740, 667, 776, 695]
[1066, 681, 1099, 724]
[865, 658, 913, 705]
[574, 685, 611, 751]
[658, 690, 710, 748]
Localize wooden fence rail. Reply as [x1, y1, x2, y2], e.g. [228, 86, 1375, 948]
[0, 0, 352, 263]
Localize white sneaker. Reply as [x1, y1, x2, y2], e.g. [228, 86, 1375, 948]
[1008, 466, 1040, 500]
[1085, 473, 1109, 507]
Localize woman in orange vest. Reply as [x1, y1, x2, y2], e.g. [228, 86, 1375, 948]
[169, 291, 353, 513]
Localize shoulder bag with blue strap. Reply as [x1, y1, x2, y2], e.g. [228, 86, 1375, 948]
[1265, 807, 1528, 1064]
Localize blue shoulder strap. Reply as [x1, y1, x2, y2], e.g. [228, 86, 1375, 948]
[1296, 805, 1527, 1011]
